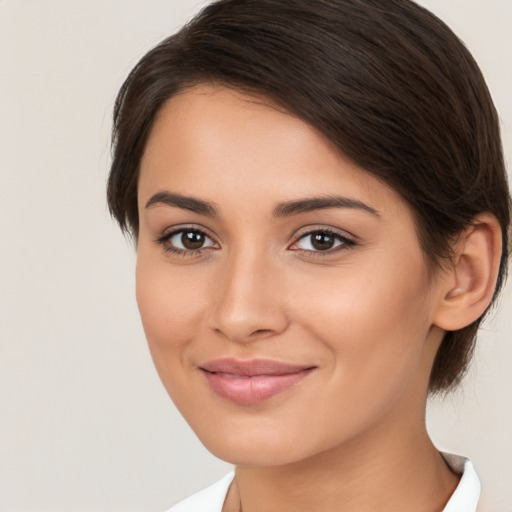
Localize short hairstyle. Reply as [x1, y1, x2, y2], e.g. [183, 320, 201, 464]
[107, 0, 511, 394]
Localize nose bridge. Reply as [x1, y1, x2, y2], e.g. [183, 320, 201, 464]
[210, 242, 287, 341]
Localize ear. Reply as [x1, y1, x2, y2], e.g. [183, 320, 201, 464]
[433, 213, 503, 331]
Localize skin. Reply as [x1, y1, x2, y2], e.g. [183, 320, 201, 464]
[135, 84, 488, 511]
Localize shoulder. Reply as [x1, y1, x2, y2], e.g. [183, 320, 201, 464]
[164, 472, 235, 512]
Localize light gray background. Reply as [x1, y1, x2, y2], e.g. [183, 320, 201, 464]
[1, 1, 511, 511]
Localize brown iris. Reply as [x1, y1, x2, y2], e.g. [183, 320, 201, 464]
[311, 232, 336, 251]
[181, 231, 205, 250]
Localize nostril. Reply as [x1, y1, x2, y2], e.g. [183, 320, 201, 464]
[250, 329, 274, 337]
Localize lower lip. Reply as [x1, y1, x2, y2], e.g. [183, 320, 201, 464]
[201, 369, 314, 405]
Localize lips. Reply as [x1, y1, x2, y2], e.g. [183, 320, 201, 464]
[199, 358, 316, 405]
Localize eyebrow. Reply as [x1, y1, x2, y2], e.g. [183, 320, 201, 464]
[145, 191, 219, 216]
[272, 195, 380, 218]
[145, 191, 379, 218]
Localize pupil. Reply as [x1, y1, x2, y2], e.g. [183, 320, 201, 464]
[182, 231, 205, 250]
[312, 233, 334, 251]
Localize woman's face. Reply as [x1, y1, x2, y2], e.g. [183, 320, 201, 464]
[136, 85, 447, 466]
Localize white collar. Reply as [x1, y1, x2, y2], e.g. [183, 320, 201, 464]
[441, 452, 481, 512]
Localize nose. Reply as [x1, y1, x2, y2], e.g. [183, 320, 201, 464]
[208, 247, 289, 343]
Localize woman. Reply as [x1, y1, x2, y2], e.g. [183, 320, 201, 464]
[107, 1, 511, 510]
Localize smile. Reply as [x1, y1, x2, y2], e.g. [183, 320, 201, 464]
[199, 358, 316, 405]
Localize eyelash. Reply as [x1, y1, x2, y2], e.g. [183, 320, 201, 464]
[155, 226, 356, 258]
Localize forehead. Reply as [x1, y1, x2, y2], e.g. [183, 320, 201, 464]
[138, 84, 408, 220]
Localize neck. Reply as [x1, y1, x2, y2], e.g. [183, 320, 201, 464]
[224, 410, 459, 512]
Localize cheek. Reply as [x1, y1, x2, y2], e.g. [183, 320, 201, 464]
[135, 255, 208, 377]
[291, 255, 432, 402]
[295, 254, 428, 335]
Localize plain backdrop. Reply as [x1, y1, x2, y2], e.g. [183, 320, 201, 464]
[1, 1, 511, 511]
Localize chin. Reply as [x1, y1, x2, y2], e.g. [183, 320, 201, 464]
[206, 437, 312, 467]
[187, 411, 341, 468]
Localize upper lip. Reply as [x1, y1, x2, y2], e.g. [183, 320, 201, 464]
[200, 358, 316, 377]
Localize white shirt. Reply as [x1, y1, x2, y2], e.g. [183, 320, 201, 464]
[166, 453, 480, 512]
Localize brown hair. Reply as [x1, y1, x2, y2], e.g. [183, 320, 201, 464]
[107, 0, 511, 393]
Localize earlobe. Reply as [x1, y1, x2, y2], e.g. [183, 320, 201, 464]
[433, 213, 502, 331]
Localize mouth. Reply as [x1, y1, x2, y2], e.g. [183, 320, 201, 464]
[199, 358, 316, 405]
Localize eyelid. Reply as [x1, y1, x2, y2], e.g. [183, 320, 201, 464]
[159, 222, 216, 238]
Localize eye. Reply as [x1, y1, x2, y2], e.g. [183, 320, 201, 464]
[157, 227, 217, 255]
[290, 229, 355, 253]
